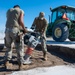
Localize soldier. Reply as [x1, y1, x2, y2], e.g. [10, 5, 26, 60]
[4, 5, 27, 68]
[23, 12, 48, 65]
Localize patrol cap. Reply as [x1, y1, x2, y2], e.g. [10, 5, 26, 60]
[39, 12, 45, 18]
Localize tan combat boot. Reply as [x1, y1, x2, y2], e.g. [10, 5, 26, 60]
[5, 60, 13, 69]
[43, 52, 47, 61]
[17, 60, 23, 70]
[18, 63, 23, 70]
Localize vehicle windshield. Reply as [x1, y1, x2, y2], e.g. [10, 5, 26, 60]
[58, 8, 66, 18]
[66, 9, 75, 20]
[58, 8, 75, 20]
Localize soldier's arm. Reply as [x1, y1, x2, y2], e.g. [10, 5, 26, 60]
[19, 11, 28, 34]
[6, 9, 10, 18]
[31, 18, 36, 29]
[41, 19, 48, 34]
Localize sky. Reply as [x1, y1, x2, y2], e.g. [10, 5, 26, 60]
[0, 0, 75, 32]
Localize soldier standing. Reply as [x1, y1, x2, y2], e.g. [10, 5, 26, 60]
[23, 12, 48, 64]
[4, 5, 27, 68]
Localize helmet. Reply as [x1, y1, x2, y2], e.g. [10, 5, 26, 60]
[39, 12, 45, 18]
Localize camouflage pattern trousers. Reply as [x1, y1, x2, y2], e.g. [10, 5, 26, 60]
[5, 28, 24, 61]
[40, 34, 47, 54]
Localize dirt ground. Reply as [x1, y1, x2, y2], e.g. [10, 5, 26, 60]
[0, 44, 75, 75]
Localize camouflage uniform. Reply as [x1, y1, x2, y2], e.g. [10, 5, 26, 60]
[31, 12, 48, 60]
[5, 7, 25, 63]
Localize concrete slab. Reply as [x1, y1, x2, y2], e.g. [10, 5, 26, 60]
[46, 37, 75, 49]
[45, 38, 75, 60]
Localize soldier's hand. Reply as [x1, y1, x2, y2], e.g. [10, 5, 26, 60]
[23, 28, 28, 34]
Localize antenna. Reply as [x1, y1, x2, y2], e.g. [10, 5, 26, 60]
[49, 15, 50, 23]
[50, 7, 52, 11]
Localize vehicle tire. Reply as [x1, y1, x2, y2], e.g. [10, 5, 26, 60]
[52, 24, 69, 42]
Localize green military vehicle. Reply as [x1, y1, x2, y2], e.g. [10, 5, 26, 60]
[46, 5, 75, 42]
